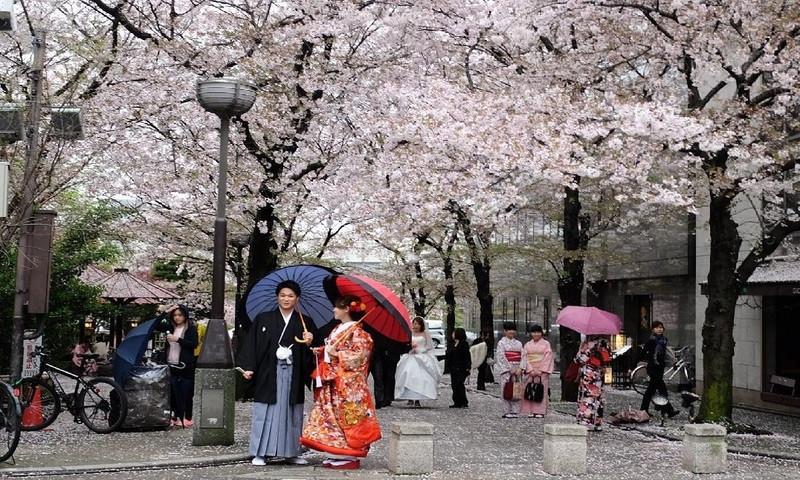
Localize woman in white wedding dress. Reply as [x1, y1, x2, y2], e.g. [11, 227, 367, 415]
[394, 316, 441, 407]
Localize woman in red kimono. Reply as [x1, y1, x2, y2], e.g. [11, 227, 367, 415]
[300, 295, 380, 470]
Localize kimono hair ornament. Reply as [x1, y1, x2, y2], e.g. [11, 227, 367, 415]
[348, 301, 367, 313]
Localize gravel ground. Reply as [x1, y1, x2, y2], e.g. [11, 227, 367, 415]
[3, 372, 800, 479]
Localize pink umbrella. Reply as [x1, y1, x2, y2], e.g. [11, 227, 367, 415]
[555, 306, 622, 335]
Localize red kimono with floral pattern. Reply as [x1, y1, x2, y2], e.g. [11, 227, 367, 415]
[300, 321, 379, 458]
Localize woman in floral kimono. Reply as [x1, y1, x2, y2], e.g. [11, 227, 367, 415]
[300, 295, 379, 470]
[520, 324, 554, 418]
[575, 336, 612, 431]
[494, 322, 523, 418]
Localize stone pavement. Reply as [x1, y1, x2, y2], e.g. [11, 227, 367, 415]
[3, 373, 800, 479]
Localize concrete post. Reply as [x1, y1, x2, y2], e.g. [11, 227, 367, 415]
[682, 423, 727, 473]
[192, 368, 236, 446]
[387, 421, 434, 474]
[542, 424, 587, 475]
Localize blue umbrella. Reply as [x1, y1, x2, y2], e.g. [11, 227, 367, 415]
[245, 264, 339, 328]
[113, 318, 158, 386]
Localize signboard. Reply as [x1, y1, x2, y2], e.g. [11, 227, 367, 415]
[22, 332, 42, 378]
[26, 210, 56, 314]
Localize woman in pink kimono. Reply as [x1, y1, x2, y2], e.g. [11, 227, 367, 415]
[520, 324, 554, 418]
[300, 295, 380, 470]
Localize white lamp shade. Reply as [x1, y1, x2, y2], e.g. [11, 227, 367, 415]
[196, 78, 257, 117]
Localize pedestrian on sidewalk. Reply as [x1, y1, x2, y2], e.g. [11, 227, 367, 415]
[154, 304, 198, 428]
[237, 280, 318, 466]
[495, 322, 523, 418]
[395, 316, 440, 407]
[301, 295, 380, 470]
[520, 324, 553, 418]
[184, 315, 206, 426]
[447, 327, 471, 408]
[637, 321, 680, 418]
[575, 336, 612, 431]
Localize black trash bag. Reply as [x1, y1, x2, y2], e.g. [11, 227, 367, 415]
[120, 364, 172, 431]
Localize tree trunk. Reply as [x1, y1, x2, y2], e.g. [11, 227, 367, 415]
[443, 254, 456, 342]
[558, 183, 585, 402]
[699, 189, 740, 421]
[247, 201, 280, 289]
[448, 202, 494, 341]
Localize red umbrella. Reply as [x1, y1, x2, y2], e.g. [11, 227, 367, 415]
[323, 274, 412, 343]
[555, 306, 622, 335]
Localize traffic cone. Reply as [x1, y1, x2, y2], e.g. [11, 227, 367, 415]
[21, 386, 43, 427]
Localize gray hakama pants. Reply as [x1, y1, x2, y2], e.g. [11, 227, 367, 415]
[249, 360, 304, 458]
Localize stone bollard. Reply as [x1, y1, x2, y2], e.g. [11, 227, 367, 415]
[542, 424, 587, 475]
[682, 423, 727, 473]
[387, 421, 434, 474]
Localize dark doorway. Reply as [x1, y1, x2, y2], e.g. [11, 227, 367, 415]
[764, 296, 800, 384]
[624, 294, 652, 349]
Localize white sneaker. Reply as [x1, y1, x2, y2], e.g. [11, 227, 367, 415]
[285, 456, 309, 465]
[251, 456, 266, 466]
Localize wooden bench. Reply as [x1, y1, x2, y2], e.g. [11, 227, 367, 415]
[761, 375, 800, 407]
[769, 375, 796, 396]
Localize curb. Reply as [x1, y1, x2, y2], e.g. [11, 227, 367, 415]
[0, 453, 251, 478]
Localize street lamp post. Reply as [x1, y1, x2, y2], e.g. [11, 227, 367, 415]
[193, 77, 256, 446]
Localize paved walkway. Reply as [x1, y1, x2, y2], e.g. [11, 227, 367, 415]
[3, 373, 800, 479]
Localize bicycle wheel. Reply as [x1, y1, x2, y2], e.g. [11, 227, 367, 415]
[631, 365, 650, 395]
[0, 382, 21, 463]
[77, 377, 128, 434]
[16, 379, 60, 431]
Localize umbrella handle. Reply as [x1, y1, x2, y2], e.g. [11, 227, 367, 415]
[329, 308, 374, 348]
[294, 307, 311, 344]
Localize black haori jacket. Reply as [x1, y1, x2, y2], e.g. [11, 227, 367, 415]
[237, 310, 321, 405]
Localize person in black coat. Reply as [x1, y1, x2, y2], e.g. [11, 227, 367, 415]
[638, 321, 679, 417]
[154, 304, 199, 427]
[236, 280, 321, 465]
[447, 328, 472, 408]
[370, 333, 408, 409]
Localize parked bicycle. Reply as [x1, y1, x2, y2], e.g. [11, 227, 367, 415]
[0, 380, 21, 463]
[13, 346, 128, 434]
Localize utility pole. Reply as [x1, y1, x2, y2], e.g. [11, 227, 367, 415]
[10, 30, 46, 381]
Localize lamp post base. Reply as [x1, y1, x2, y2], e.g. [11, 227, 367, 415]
[192, 368, 236, 446]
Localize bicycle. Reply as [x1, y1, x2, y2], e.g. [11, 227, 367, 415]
[630, 345, 696, 395]
[0, 380, 21, 463]
[13, 346, 128, 434]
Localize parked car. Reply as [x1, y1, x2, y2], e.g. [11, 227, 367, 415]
[425, 320, 446, 348]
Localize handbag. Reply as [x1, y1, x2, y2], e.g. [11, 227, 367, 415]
[503, 375, 523, 401]
[564, 361, 581, 383]
[525, 375, 545, 402]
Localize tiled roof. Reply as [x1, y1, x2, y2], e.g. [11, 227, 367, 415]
[748, 257, 800, 283]
[80, 265, 110, 284]
[93, 268, 180, 303]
